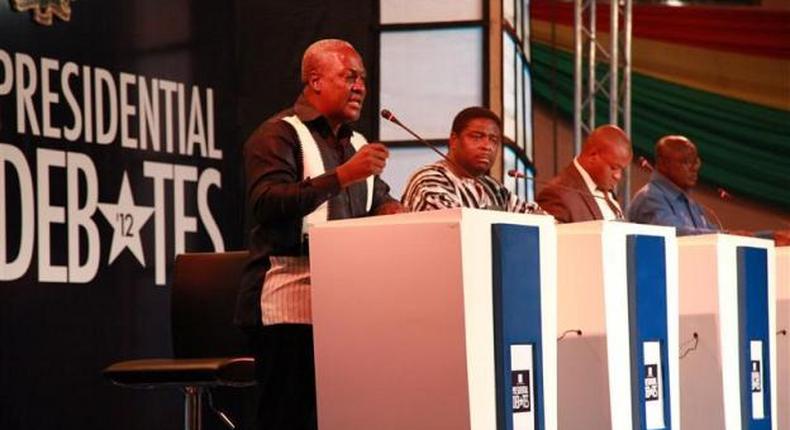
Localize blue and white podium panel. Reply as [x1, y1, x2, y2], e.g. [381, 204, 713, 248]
[309, 208, 557, 430]
[555, 221, 680, 430]
[678, 234, 778, 430]
[774, 246, 788, 430]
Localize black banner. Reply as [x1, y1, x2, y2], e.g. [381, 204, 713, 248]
[0, 1, 375, 429]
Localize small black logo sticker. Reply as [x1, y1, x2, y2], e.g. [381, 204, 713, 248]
[644, 364, 660, 401]
[751, 360, 762, 393]
[511, 370, 531, 412]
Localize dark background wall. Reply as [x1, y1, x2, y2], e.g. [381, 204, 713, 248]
[0, 1, 375, 429]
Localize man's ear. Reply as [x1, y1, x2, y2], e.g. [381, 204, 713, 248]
[307, 71, 322, 93]
[448, 132, 459, 153]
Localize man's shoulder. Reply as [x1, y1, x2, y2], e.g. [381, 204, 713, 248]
[403, 162, 456, 200]
[636, 178, 673, 202]
[629, 180, 672, 216]
[244, 107, 299, 149]
[261, 107, 299, 131]
[538, 165, 582, 199]
[410, 162, 452, 180]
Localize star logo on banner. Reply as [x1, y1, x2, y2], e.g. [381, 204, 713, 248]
[98, 173, 154, 266]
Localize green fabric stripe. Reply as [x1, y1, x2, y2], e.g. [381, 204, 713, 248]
[532, 42, 790, 209]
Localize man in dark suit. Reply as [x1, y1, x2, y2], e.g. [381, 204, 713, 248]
[536, 125, 632, 223]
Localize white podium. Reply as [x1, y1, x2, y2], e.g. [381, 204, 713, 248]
[678, 234, 777, 430]
[556, 221, 680, 430]
[776, 246, 789, 430]
[309, 208, 557, 430]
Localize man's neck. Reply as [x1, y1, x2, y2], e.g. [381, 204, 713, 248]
[576, 155, 595, 179]
[655, 169, 691, 194]
[573, 157, 601, 193]
[304, 91, 343, 135]
[445, 155, 475, 179]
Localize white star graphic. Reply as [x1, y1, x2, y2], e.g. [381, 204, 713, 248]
[98, 173, 155, 266]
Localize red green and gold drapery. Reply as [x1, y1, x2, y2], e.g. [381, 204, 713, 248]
[531, 1, 790, 209]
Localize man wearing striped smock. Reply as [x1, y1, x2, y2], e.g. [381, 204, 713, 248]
[401, 106, 544, 214]
[235, 39, 403, 430]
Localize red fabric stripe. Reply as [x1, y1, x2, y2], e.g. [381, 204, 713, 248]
[530, 1, 790, 58]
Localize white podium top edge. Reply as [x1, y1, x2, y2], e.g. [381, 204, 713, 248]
[309, 207, 557, 230]
[677, 233, 775, 249]
[556, 220, 677, 238]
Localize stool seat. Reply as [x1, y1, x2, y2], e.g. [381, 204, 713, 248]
[104, 357, 256, 388]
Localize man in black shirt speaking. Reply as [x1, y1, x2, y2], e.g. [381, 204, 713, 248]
[235, 39, 403, 430]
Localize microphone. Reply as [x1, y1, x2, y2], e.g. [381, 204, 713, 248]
[637, 156, 653, 172]
[380, 109, 399, 125]
[380, 108, 475, 179]
[717, 187, 733, 201]
[507, 169, 529, 179]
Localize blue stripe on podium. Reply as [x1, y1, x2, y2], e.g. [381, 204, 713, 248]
[626, 235, 673, 430]
[737, 246, 772, 430]
[491, 224, 543, 430]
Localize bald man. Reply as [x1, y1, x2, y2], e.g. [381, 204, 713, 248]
[627, 135, 718, 235]
[629, 136, 790, 245]
[236, 39, 403, 430]
[536, 124, 632, 223]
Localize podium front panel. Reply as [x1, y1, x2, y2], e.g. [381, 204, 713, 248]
[309, 208, 557, 430]
[626, 235, 673, 430]
[678, 234, 777, 430]
[737, 247, 772, 429]
[492, 224, 544, 430]
[556, 221, 679, 430]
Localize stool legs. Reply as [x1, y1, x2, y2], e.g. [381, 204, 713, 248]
[184, 386, 203, 430]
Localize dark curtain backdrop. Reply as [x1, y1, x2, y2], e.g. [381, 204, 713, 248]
[235, 0, 379, 144]
[0, 1, 376, 429]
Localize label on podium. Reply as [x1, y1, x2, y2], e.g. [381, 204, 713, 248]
[511, 344, 535, 430]
[643, 341, 666, 429]
[750, 340, 765, 420]
[510, 344, 535, 430]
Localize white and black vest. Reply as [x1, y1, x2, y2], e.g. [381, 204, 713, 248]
[281, 115, 374, 236]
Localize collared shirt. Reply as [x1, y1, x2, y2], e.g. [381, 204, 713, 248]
[234, 95, 399, 328]
[628, 171, 717, 236]
[401, 160, 544, 214]
[573, 158, 622, 221]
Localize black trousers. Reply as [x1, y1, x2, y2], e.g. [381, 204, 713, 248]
[249, 324, 317, 430]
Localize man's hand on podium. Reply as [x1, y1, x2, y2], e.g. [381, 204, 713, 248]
[374, 201, 406, 215]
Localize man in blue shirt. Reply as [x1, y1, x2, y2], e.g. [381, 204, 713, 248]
[628, 135, 718, 235]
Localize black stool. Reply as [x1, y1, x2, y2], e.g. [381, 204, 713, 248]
[103, 251, 254, 430]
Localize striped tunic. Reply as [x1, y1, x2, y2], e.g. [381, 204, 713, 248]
[401, 161, 544, 214]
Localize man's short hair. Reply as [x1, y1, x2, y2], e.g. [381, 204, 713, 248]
[656, 135, 693, 161]
[451, 106, 502, 135]
[301, 39, 355, 84]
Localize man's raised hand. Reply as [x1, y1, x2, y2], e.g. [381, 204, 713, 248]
[336, 143, 389, 187]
